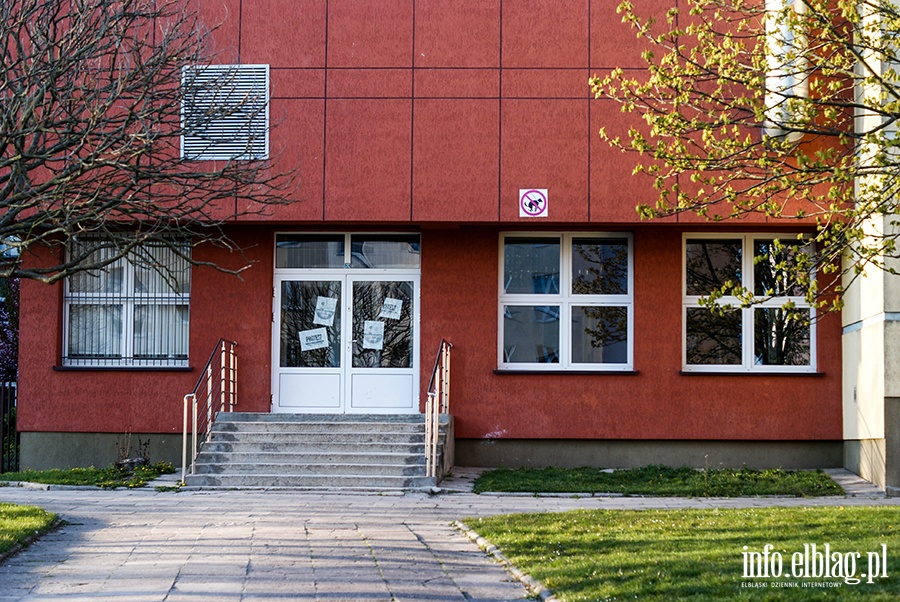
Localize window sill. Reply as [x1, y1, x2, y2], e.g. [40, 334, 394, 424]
[494, 369, 639, 376]
[678, 370, 824, 377]
[54, 365, 194, 372]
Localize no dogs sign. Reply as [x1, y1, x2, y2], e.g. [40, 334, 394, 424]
[519, 189, 548, 218]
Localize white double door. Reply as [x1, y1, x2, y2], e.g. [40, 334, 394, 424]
[273, 272, 419, 413]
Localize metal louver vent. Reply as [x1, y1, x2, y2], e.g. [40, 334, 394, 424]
[181, 64, 269, 160]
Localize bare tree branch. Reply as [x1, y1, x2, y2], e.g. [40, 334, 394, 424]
[0, 0, 295, 284]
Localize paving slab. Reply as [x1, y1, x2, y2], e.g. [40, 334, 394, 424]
[0, 468, 895, 601]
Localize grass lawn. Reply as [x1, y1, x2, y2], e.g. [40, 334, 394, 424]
[468, 507, 899, 601]
[0, 503, 58, 557]
[0, 461, 176, 489]
[472, 465, 844, 497]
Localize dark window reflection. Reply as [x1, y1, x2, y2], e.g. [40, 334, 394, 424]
[572, 238, 629, 295]
[502, 305, 560, 363]
[503, 238, 560, 294]
[754, 240, 810, 297]
[686, 239, 742, 295]
[280, 280, 342, 368]
[350, 235, 420, 269]
[572, 306, 628, 363]
[754, 308, 811, 366]
[686, 307, 742, 365]
[352, 281, 413, 368]
[275, 235, 345, 269]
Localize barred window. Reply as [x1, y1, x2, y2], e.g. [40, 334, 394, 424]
[63, 240, 190, 368]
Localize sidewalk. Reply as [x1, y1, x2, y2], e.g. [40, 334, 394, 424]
[0, 468, 894, 601]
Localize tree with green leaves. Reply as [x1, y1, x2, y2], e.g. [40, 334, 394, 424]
[592, 0, 900, 312]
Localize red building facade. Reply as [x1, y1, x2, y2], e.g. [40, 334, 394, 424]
[17, 0, 842, 469]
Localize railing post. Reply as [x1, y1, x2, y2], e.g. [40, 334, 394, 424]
[230, 343, 237, 411]
[442, 343, 451, 414]
[182, 394, 191, 484]
[431, 396, 439, 478]
[191, 395, 198, 475]
[219, 341, 227, 415]
[425, 394, 434, 477]
[206, 364, 213, 443]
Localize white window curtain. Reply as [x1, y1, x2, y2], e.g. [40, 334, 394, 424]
[63, 240, 191, 367]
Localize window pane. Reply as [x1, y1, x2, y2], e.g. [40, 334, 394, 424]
[133, 243, 191, 294]
[572, 306, 628, 364]
[68, 241, 124, 294]
[67, 305, 123, 359]
[350, 235, 420, 269]
[754, 308, 811, 366]
[686, 307, 742, 365]
[134, 305, 189, 361]
[502, 305, 560, 363]
[754, 239, 810, 297]
[685, 239, 742, 295]
[572, 238, 628, 295]
[280, 281, 342, 368]
[276, 235, 345, 269]
[503, 238, 560, 294]
[352, 281, 414, 368]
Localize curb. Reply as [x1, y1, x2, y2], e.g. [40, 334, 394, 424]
[0, 481, 101, 491]
[454, 520, 559, 602]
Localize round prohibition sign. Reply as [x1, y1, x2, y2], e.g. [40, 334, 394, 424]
[520, 189, 547, 217]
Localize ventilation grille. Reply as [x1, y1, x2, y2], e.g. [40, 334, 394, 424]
[181, 64, 269, 160]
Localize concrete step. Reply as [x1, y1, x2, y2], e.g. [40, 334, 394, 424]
[200, 440, 429, 454]
[217, 412, 436, 424]
[192, 462, 426, 476]
[186, 412, 448, 491]
[183, 473, 434, 489]
[193, 451, 427, 465]
[208, 432, 428, 444]
[212, 421, 427, 434]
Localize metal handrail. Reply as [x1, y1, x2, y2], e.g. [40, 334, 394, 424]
[181, 339, 237, 484]
[425, 339, 451, 478]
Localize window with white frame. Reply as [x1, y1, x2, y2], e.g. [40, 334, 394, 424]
[181, 64, 269, 160]
[63, 240, 191, 367]
[499, 233, 633, 370]
[683, 234, 814, 372]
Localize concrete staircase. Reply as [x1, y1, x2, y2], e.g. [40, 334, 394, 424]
[183, 413, 451, 491]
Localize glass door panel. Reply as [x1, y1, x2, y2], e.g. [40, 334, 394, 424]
[351, 281, 413, 368]
[280, 280, 342, 368]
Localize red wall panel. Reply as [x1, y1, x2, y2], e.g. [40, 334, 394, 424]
[325, 100, 412, 222]
[590, 0, 669, 69]
[239, 0, 326, 67]
[415, 0, 501, 68]
[502, 0, 589, 68]
[501, 100, 589, 222]
[327, 0, 413, 68]
[412, 99, 500, 222]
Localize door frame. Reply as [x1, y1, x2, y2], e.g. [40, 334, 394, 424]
[271, 268, 421, 414]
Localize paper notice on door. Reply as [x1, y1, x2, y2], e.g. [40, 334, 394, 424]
[299, 327, 329, 351]
[379, 297, 403, 320]
[313, 296, 338, 326]
[362, 320, 384, 350]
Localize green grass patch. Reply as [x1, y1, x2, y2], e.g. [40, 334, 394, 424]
[0, 503, 58, 556]
[468, 507, 899, 601]
[0, 461, 176, 489]
[472, 465, 844, 497]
